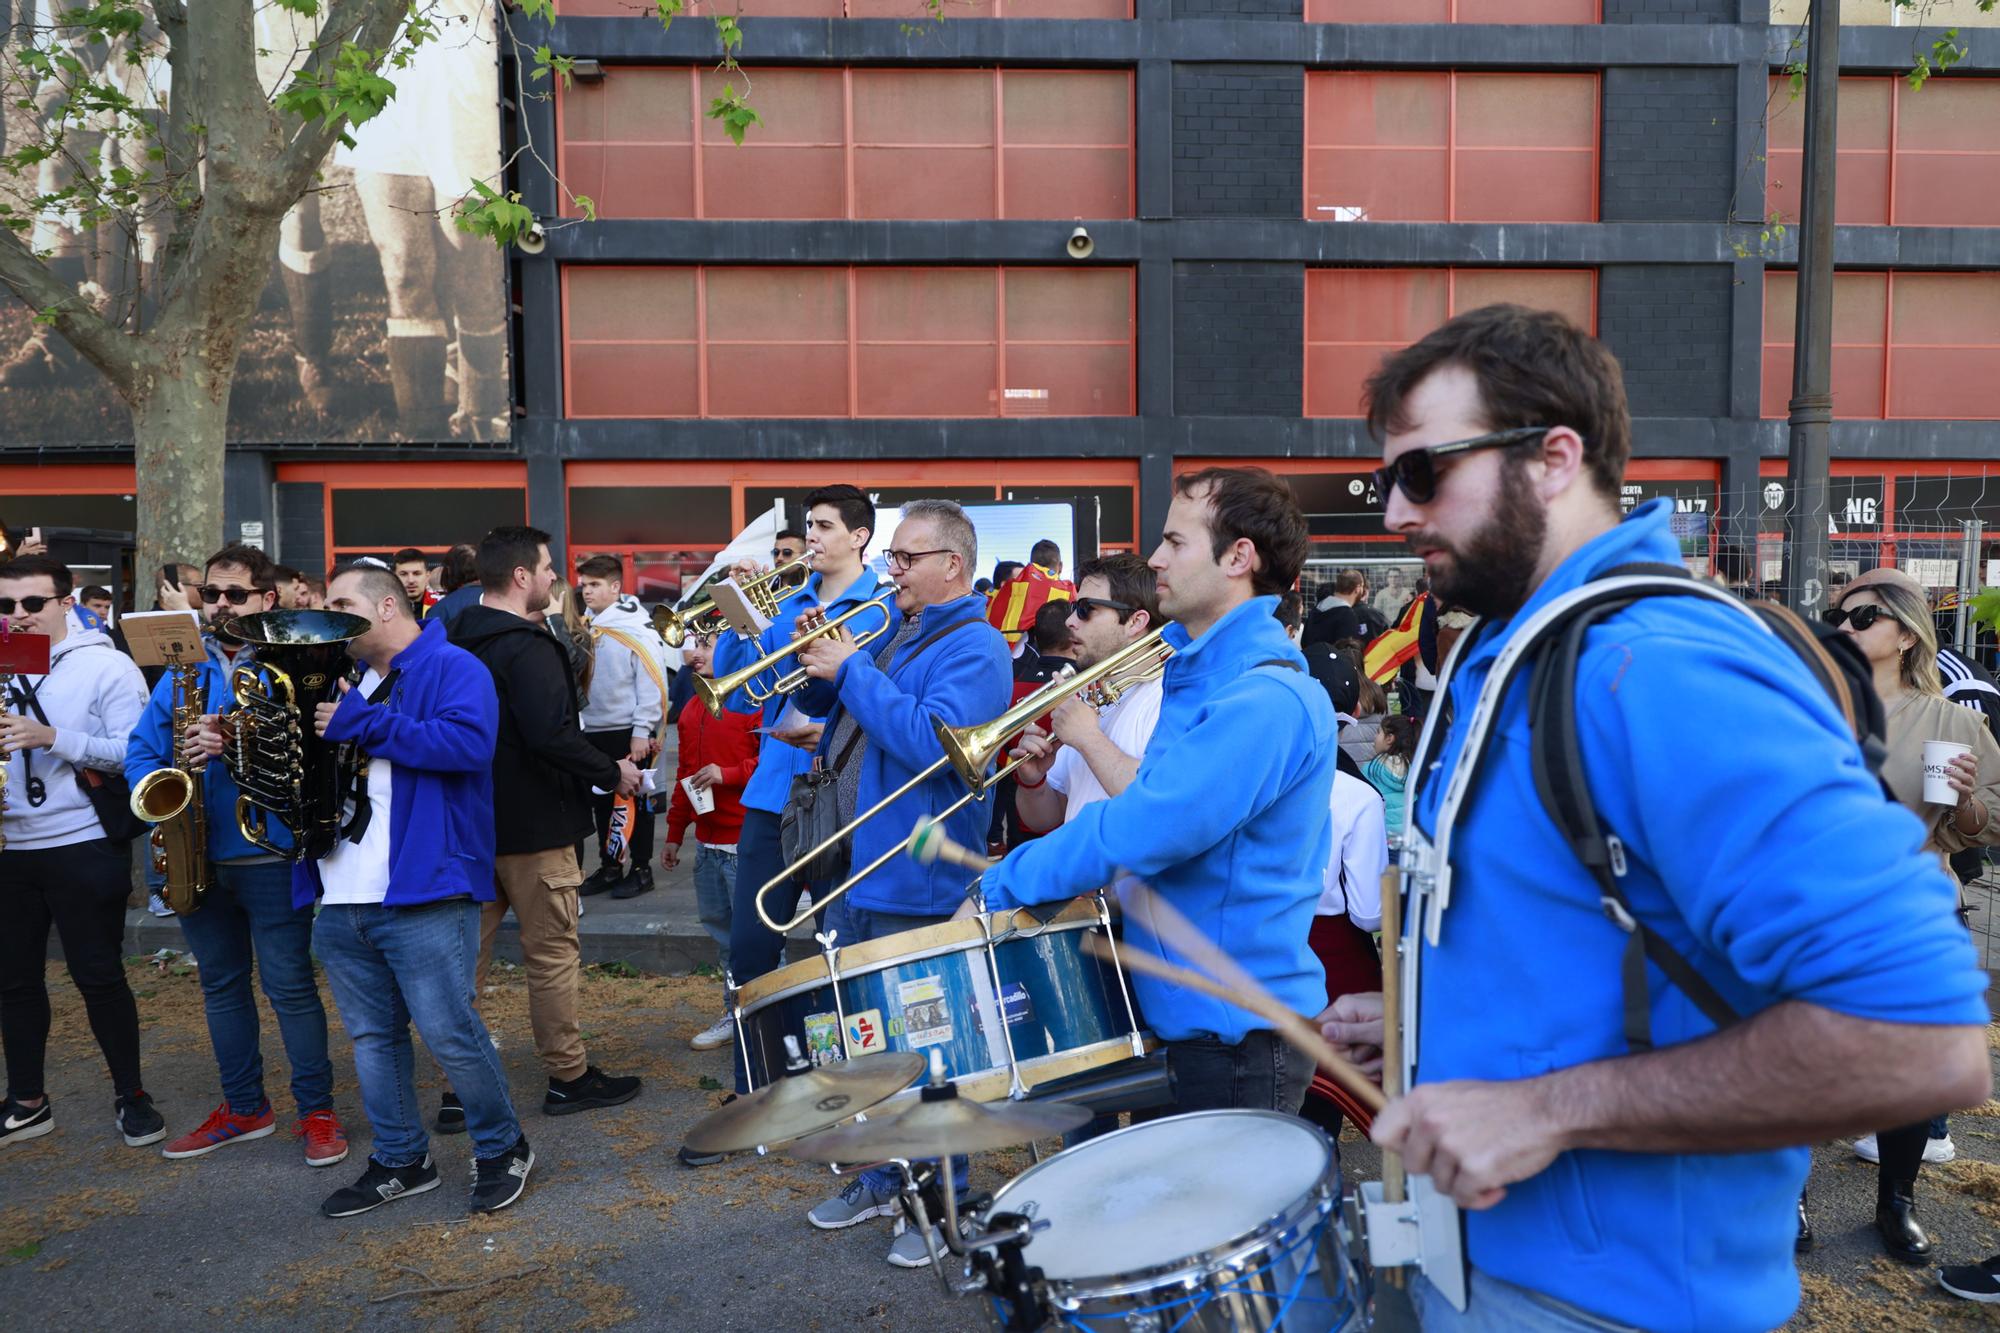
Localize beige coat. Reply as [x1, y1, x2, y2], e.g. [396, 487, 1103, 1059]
[1879, 691, 2000, 867]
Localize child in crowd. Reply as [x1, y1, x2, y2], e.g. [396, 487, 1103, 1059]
[1364, 713, 1416, 840]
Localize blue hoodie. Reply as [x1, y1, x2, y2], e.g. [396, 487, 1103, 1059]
[290, 620, 500, 910]
[980, 595, 1337, 1043]
[794, 590, 1012, 917]
[1411, 500, 1988, 1333]
[711, 567, 902, 816]
[126, 637, 295, 862]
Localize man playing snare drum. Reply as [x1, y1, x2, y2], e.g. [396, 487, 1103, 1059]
[1323, 305, 1989, 1332]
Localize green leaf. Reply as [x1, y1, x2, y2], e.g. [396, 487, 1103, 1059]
[697, 1075, 722, 1091]
[706, 85, 761, 146]
[452, 178, 537, 248]
[573, 193, 597, 221]
[5, 1241, 40, 1260]
[1969, 588, 2000, 634]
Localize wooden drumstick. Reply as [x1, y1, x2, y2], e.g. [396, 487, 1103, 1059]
[1082, 931, 1386, 1116]
[907, 817, 996, 872]
[1379, 860, 1408, 1286]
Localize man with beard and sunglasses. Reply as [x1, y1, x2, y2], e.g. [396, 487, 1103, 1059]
[127, 544, 348, 1166]
[1315, 305, 1989, 1333]
[0, 555, 157, 1151]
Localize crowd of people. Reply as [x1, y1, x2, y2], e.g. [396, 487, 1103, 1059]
[2, 304, 1998, 1327]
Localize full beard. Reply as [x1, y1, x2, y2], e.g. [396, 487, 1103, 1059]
[1413, 461, 1548, 619]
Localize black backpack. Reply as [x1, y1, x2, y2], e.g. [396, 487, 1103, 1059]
[1468, 562, 1888, 1052]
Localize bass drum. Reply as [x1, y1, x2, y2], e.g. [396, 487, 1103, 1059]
[983, 1110, 1361, 1332]
[733, 896, 1150, 1103]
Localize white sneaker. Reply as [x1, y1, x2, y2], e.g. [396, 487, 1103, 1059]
[690, 1016, 734, 1051]
[1852, 1133, 1881, 1163]
[1927, 1135, 1958, 1164]
[886, 1219, 943, 1269]
[146, 893, 175, 918]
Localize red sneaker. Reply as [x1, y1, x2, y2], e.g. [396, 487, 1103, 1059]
[160, 1100, 276, 1160]
[297, 1109, 349, 1168]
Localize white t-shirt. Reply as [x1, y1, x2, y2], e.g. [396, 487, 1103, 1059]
[1046, 675, 1164, 821]
[1320, 770, 1387, 929]
[317, 668, 394, 907]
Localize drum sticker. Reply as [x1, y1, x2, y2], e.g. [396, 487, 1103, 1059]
[972, 981, 1036, 1034]
[803, 1012, 844, 1067]
[846, 1009, 887, 1054]
[897, 975, 953, 1048]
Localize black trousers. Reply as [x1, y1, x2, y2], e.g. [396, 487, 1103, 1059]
[1875, 1121, 1930, 1197]
[1166, 1029, 1312, 1116]
[585, 730, 654, 869]
[0, 839, 144, 1101]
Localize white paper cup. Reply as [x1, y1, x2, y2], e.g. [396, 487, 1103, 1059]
[1923, 740, 1972, 806]
[681, 776, 716, 816]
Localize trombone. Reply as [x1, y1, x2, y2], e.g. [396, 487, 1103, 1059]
[653, 554, 811, 649]
[694, 589, 898, 718]
[754, 627, 1173, 933]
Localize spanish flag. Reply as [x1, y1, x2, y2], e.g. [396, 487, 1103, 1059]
[1363, 592, 1427, 684]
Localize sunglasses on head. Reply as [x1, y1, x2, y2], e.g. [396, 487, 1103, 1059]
[1822, 603, 1896, 632]
[0, 595, 56, 615]
[196, 585, 261, 606]
[1072, 596, 1135, 621]
[1372, 426, 1554, 506]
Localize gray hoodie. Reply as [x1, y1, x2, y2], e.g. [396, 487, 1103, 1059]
[4, 628, 148, 849]
[580, 596, 665, 737]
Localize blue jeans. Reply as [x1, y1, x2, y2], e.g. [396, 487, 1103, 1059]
[314, 899, 521, 1164]
[1414, 1269, 1641, 1332]
[822, 897, 971, 1199]
[692, 843, 736, 976]
[175, 859, 331, 1117]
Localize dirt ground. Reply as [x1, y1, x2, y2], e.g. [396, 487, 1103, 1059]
[5, 956, 2000, 1330]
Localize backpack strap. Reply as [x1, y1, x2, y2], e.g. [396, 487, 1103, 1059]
[592, 625, 670, 737]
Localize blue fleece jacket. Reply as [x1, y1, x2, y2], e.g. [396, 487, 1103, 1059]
[1411, 500, 1989, 1333]
[289, 620, 500, 910]
[125, 638, 294, 862]
[711, 568, 901, 816]
[980, 595, 1337, 1043]
[792, 591, 1011, 917]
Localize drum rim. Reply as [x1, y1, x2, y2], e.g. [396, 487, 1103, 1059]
[986, 1109, 1340, 1297]
[735, 897, 1104, 1012]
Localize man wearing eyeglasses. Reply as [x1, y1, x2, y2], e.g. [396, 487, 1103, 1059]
[771, 529, 806, 568]
[787, 498, 1012, 1266]
[0, 554, 156, 1152]
[125, 544, 348, 1167]
[1314, 305, 1990, 1333]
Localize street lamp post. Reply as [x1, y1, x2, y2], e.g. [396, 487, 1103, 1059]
[1781, 0, 1841, 614]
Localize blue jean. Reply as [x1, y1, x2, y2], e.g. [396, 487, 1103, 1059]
[823, 896, 971, 1199]
[729, 809, 793, 1094]
[314, 899, 521, 1164]
[692, 843, 736, 976]
[1414, 1269, 1642, 1332]
[175, 859, 331, 1117]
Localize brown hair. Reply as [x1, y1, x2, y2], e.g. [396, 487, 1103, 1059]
[1173, 466, 1310, 597]
[1074, 553, 1167, 628]
[1363, 303, 1631, 503]
[204, 543, 276, 590]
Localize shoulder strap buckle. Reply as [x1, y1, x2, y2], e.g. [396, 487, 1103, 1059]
[1600, 894, 1638, 934]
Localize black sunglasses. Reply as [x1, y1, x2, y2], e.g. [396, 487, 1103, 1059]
[196, 585, 261, 606]
[1072, 596, 1135, 621]
[0, 595, 56, 615]
[1822, 603, 1896, 632]
[1373, 427, 1554, 506]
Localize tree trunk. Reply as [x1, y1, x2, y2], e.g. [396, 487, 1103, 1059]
[131, 357, 231, 600]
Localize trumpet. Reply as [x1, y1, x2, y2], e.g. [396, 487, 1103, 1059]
[695, 589, 897, 718]
[654, 555, 811, 649]
[755, 627, 1174, 933]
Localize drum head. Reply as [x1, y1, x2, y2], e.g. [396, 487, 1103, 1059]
[989, 1110, 1330, 1282]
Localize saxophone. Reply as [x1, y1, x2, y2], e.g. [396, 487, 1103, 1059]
[129, 658, 213, 914]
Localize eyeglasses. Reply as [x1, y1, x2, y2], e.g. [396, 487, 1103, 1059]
[1071, 596, 1135, 621]
[195, 585, 261, 606]
[885, 549, 952, 572]
[1823, 603, 1896, 632]
[1372, 427, 1554, 506]
[0, 595, 55, 615]
[772, 548, 801, 561]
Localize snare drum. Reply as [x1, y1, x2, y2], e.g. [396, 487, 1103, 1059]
[983, 1110, 1361, 1332]
[734, 895, 1151, 1103]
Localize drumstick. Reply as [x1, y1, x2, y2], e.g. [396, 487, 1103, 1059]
[1082, 932, 1386, 1115]
[908, 817, 997, 872]
[1378, 861, 1408, 1287]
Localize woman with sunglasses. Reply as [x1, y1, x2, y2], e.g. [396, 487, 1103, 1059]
[1825, 566, 2000, 1264]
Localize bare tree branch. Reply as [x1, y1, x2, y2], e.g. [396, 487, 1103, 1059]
[0, 230, 148, 397]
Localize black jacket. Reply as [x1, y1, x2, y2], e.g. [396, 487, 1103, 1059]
[450, 604, 622, 855]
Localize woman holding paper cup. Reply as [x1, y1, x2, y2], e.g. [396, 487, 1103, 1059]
[1826, 566, 2000, 1263]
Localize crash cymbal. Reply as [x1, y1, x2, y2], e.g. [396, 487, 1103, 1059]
[682, 1051, 926, 1155]
[784, 1091, 1092, 1163]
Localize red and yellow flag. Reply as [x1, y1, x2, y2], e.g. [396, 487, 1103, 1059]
[1363, 592, 1427, 684]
